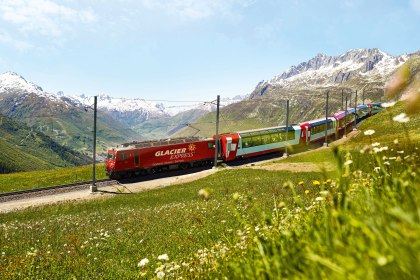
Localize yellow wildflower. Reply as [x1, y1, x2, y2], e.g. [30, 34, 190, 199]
[304, 190, 310, 194]
[313, 180, 321, 186]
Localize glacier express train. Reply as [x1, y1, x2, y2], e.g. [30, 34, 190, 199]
[106, 103, 382, 179]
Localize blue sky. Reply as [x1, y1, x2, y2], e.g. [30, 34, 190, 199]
[0, 0, 419, 101]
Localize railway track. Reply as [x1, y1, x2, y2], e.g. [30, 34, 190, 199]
[0, 179, 120, 203]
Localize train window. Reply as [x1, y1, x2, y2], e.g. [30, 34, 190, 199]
[243, 137, 252, 148]
[288, 130, 295, 140]
[271, 133, 279, 143]
[261, 134, 270, 144]
[118, 152, 128, 160]
[251, 136, 262, 146]
[312, 124, 326, 134]
[107, 152, 115, 160]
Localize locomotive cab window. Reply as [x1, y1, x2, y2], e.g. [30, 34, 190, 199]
[107, 152, 115, 160]
[117, 152, 128, 160]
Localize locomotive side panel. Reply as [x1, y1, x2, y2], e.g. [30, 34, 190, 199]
[106, 139, 215, 178]
[139, 141, 215, 168]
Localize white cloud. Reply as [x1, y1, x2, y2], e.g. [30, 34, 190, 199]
[0, 0, 97, 37]
[0, 29, 33, 50]
[140, 0, 255, 20]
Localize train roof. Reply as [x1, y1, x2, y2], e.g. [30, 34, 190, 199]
[112, 136, 212, 150]
[300, 117, 335, 126]
[357, 104, 369, 109]
[234, 125, 300, 136]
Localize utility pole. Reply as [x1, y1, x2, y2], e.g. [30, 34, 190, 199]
[283, 100, 289, 158]
[341, 89, 344, 110]
[344, 96, 348, 137]
[324, 91, 329, 146]
[213, 95, 220, 168]
[354, 90, 358, 128]
[90, 96, 98, 192]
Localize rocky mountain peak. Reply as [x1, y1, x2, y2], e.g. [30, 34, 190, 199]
[260, 48, 410, 91]
[0, 71, 44, 94]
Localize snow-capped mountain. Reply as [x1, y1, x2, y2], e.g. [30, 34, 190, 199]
[0, 71, 246, 139]
[252, 48, 415, 96]
[0, 72, 43, 94]
[0, 72, 62, 102]
[69, 93, 170, 127]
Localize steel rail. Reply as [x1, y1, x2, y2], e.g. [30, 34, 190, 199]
[0, 179, 115, 198]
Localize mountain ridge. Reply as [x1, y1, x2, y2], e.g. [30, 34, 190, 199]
[252, 48, 416, 97]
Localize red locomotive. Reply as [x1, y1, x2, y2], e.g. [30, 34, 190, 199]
[106, 137, 215, 179]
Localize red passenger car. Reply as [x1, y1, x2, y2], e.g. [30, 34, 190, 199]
[106, 137, 215, 179]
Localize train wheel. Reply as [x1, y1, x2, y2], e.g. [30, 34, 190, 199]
[149, 167, 159, 174]
[179, 163, 189, 170]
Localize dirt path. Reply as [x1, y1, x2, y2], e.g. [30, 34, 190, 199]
[0, 169, 218, 213]
[246, 162, 336, 172]
[0, 130, 361, 213]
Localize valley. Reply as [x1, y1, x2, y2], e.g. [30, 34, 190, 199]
[0, 48, 418, 173]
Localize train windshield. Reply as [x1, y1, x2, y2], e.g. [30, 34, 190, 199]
[107, 151, 115, 160]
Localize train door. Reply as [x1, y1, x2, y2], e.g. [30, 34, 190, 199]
[134, 151, 140, 167]
[306, 127, 311, 143]
[225, 137, 232, 158]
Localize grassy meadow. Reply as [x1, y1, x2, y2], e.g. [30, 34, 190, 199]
[0, 164, 107, 193]
[0, 101, 418, 279]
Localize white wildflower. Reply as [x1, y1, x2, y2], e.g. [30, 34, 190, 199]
[157, 254, 169, 261]
[364, 129, 375, 135]
[315, 197, 324, 201]
[372, 142, 380, 147]
[384, 161, 390, 166]
[198, 189, 209, 200]
[344, 159, 353, 166]
[138, 258, 149, 267]
[157, 271, 165, 279]
[393, 113, 410, 123]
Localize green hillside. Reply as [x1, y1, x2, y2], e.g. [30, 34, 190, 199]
[176, 89, 367, 137]
[0, 100, 418, 278]
[0, 93, 140, 156]
[133, 108, 209, 139]
[0, 114, 89, 173]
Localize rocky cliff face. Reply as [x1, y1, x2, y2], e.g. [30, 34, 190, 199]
[252, 48, 412, 97]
